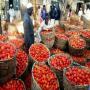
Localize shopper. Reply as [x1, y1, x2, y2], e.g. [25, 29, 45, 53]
[23, 3, 34, 52]
[54, 5, 61, 25]
[41, 5, 47, 20]
[8, 4, 15, 23]
[0, 15, 2, 34]
[37, 6, 42, 24]
[78, 8, 83, 18]
[49, 5, 55, 25]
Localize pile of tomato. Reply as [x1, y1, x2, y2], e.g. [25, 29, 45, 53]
[33, 63, 59, 90]
[83, 49, 90, 59]
[0, 79, 25, 90]
[16, 49, 28, 77]
[0, 34, 7, 41]
[72, 56, 86, 64]
[81, 30, 90, 39]
[65, 30, 80, 37]
[50, 54, 72, 70]
[9, 39, 24, 49]
[69, 35, 86, 49]
[55, 34, 68, 40]
[29, 43, 50, 62]
[0, 42, 16, 60]
[50, 48, 64, 55]
[85, 62, 90, 69]
[66, 67, 90, 85]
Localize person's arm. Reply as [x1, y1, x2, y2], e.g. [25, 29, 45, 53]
[37, 21, 45, 33]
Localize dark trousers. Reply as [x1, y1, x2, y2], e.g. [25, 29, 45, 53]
[24, 34, 34, 54]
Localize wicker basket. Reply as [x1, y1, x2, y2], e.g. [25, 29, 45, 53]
[63, 66, 90, 90]
[48, 53, 73, 90]
[82, 37, 90, 49]
[0, 43, 16, 83]
[55, 37, 68, 50]
[69, 36, 86, 56]
[40, 29, 55, 49]
[31, 63, 60, 90]
[69, 45, 85, 56]
[29, 43, 50, 64]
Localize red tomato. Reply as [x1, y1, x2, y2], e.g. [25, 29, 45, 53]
[0, 79, 25, 90]
[50, 54, 72, 70]
[16, 49, 28, 77]
[29, 43, 50, 62]
[66, 67, 90, 85]
[0, 42, 16, 61]
[9, 39, 24, 49]
[69, 35, 86, 49]
[33, 63, 59, 90]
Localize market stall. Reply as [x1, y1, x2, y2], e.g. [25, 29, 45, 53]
[0, 0, 90, 90]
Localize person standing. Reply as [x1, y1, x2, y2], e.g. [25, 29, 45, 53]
[0, 15, 2, 34]
[23, 3, 34, 52]
[8, 4, 15, 23]
[49, 5, 55, 25]
[54, 5, 61, 25]
[78, 8, 83, 18]
[41, 5, 47, 21]
[35, 13, 54, 43]
[37, 6, 42, 24]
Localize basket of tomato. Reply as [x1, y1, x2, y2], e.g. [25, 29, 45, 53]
[0, 79, 26, 90]
[81, 30, 90, 49]
[40, 29, 55, 49]
[55, 33, 68, 50]
[0, 42, 16, 83]
[63, 66, 90, 90]
[29, 43, 50, 64]
[48, 53, 73, 90]
[68, 35, 86, 56]
[31, 63, 59, 90]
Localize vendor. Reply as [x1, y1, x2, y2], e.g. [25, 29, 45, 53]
[23, 3, 34, 52]
[35, 13, 54, 42]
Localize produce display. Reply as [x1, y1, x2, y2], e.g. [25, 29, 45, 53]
[29, 43, 50, 62]
[81, 30, 90, 39]
[0, 42, 16, 60]
[65, 30, 80, 37]
[9, 39, 24, 49]
[50, 48, 64, 55]
[83, 49, 90, 59]
[1, 13, 90, 90]
[69, 35, 86, 49]
[16, 49, 28, 77]
[32, 63, 59, 90]
[86, 62, 90, 69]
[0, 34, 7, 41]
[0, 79, 25, 90]
[55, 33, 68, 40]
[72, 56, 86, 64]
[49, 54, 72, 70]
[65, 67, 90, 85]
